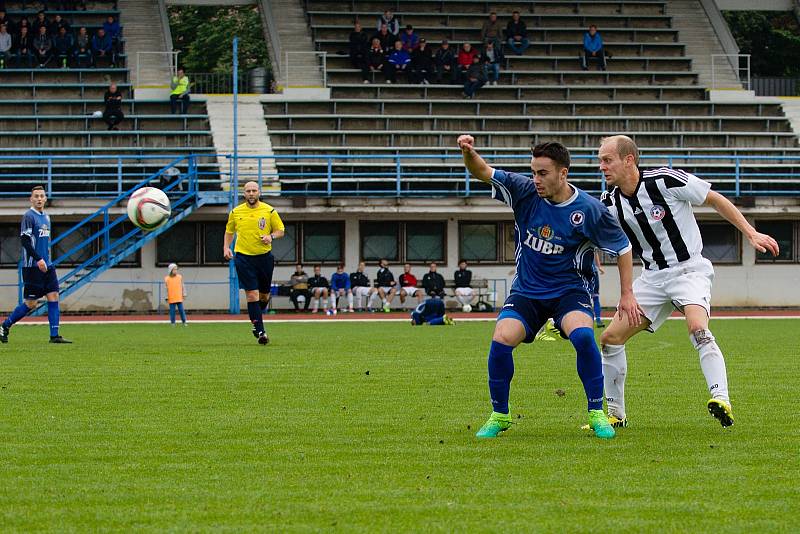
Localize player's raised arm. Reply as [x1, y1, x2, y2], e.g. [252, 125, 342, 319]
[704, 190, 780, 256]
[457, 134, 493, 183]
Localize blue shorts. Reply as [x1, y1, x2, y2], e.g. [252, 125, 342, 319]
[496, 290, 594, 343]
[22, 267, 60, 300]
[411, 298, 445, 325]
[234, 252, 274, 292]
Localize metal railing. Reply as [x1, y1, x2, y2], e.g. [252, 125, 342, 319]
[283, 51, 327, 88]
[135, 51, 180, 86]
[191, 72, 252, 95]
[711, 54, 751, 90]
[3, 153, 800, 199]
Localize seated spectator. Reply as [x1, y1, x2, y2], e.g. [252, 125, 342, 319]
[308, 265, 330, 314]
[456, 42, 478, 83]
[0, 11, 13, 35]
[453, 259, 474, 308]
[377, 9, 399, 35]
[480, 12, 502, 49]
[348, 21, 369, 82]
[48, 14, 70, 36]
[434, 39, 456, 84]
[0, 24, 11, 68]
[350, 261, 377, 311]
[375, 258, 397, 312]
[422, 262, 446, 298]
[482, 40, 502, 85]
[581, 24, 606, 71]
[52, 25, 73, 67]
[33, 25, 52, 67]
[103, 14, 121, 59]
[73, 25, 91, 67]
[410, 298, 454, 326]
[102, 81, 124, 130]
[365, 37, 385, 82]
[400, 24, 419, 52]
[505, 11, 529, 55]
[410, 38, 434, 84]
[170, 67, 190, 114]
[399, 263, 424, 306]
[463, 54, 486, 99]
[31, 10, 48, 34]
[17, 18, 31, 37]
[329, 264, 354, 313]
[372, 22, 396, 54]
[12, 25, 34, 68]
[385, 39, 410, 83]
[91, 27, 113, 66]
[289, 263, 311, 312]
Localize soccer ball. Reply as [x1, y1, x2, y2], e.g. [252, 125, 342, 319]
[462, 304, 472, 313]
[127, 187, 171, 231]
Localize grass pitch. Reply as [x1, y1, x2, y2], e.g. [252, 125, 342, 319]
[0, 319, 798, 532]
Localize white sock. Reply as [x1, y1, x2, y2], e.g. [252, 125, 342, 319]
[347, 293, 353, 308]
[330, 295, 337, 310]
[602, 344, 627, 419]
[312, 298, 319, 312]
[690, 330, 730, 404]
[383, 299, 388, 307]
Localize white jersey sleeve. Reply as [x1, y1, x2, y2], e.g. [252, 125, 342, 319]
[659, 168, 711, 206]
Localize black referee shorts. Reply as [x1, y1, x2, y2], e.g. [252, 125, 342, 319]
[234, 252, 274, 293]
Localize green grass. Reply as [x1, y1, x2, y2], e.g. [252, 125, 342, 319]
[1, 319, 798, 532]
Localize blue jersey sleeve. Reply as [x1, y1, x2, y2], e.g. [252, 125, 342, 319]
[490, 168, 538, 210]
[20, 211, 35, 238]
[579, 196, 631, 257]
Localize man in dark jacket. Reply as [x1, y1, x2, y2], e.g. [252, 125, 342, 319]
[434, 39, 456, 84]
[103, 81, 124, 130]
[349, 21, 369, 81]
[375, 258, 397, 311]
[454, 259, 474, 308]
[463, 53, 486, 99]
[505, 11, 529, 55]
[307, 264, 330, 314]
[410, 38, 434, 84]
[289, 263, 311, 312]
[422, 262, 446, 298]
[350, 261, 376, 311]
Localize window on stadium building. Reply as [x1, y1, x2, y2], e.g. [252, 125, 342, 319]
[0, 224, 20, 267]
[405, 222, 445, 263]
[699, 222, 740, 264]
[361, 221, 399, 262]
[52, 223, 94, 267]
[755, 220, 796, 263]
[460, 223, 497, 262]
[304, 221, 343, 264]
[202, 222, 228, 265]
[157, 222, 198, 265]
[272, 222, 297, 264]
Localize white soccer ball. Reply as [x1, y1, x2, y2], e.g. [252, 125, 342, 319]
[462, 304, 472, 313]
[127, 187, 171, 231]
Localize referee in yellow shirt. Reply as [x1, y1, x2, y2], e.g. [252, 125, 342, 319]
[223, 181, 285, 344]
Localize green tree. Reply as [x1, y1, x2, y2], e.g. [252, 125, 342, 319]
[168, 6, 271, 75]
[723, 11, 800, 77]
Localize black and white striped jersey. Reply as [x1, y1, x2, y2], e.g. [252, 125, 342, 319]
[600, 167, 711, 271]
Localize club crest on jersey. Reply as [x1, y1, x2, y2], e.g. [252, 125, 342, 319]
[258, 217, 267, 230]
[650, 205, 666, 221]
[569, 210, 585, 226]
[538, 225, 554, 241]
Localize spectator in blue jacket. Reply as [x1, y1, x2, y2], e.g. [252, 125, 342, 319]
[581, 24, 606, 71]
[329, 264, 354, 313]
[91, 27, 113, 67]
[385, 39, 410, 83]
[103, 14, 121, 60]
[52, 25, 73, 67]
[400, 24, 419, 52]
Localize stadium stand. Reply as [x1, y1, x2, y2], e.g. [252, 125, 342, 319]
[0, 2, 216, 196]
[263, 0, 800, 196]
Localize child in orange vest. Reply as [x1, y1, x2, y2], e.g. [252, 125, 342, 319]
[165, 263, 187, 325]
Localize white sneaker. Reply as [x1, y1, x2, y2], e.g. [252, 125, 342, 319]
[363, 79, 369, 84]
[386, 80, 392, 84]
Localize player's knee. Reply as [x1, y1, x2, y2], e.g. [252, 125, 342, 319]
[600, 328, 626, 346]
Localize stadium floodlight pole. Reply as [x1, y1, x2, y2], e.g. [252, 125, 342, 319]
[229, 36, 240, 314]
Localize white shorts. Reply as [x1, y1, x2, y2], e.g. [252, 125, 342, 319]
[353, 286, 373, 297]
[455, 287, 474, 298]
[311, 287, 328, 296]
[635, 256, 714, 332]
[379, 286, 395, 294]
[401, 286, 421, 296]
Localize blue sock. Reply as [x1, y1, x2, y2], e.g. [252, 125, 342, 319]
[593, 294, 602, 323]
[47, 301, 60, 338]
[3, 303, 31, 329]
[569, 327, 604, 411]
[429, 315, 444, 325]
[487, 340, 514, 414]
[247, 301, 265, 334]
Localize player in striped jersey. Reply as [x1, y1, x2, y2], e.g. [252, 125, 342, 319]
[595, 135, 780, 428]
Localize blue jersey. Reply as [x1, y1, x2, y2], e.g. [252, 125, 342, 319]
[411, 298, 445, 324]
[490, 169, 631, 299]
[20, 208, 52, 268]
[330, 271, 351, 291]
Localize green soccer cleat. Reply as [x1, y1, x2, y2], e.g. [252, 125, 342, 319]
[544, 319, 563, 339]
[475, 411, 513, 438]
[443, 315, 455, 325]
[535, 330, 556, 342]
[581, 414, 627, 430]
[707, 399, 734, 428]
[588, 409, 616, 440]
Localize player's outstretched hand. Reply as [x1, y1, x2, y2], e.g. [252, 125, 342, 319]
[618, 292, 644, 327]
[457, 135, 475, 154]
[748, 231, 780, 256]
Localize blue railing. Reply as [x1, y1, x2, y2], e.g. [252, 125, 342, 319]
[3, 153, 800, 198]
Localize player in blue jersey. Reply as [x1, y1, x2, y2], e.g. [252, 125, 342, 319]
[457, 135, 642, 439]
[0, 186, 71, 344]
[329, 264, 354, 314]
[410, 298, 455, 326]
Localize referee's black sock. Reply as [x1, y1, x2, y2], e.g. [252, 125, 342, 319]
[247, 301, 265, 334]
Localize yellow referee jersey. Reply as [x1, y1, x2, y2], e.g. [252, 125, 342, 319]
[225, 201, 285, 255]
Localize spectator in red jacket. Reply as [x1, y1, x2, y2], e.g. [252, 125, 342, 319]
[399, 263, 424, 305]
[457, 42, 478, 82]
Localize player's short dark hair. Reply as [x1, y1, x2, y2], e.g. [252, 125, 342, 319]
[458, 259, 467, 264]
[531, 141, 571, 170]
[313, 264, 321, 270]
[337, 263, 345, 269]
[31, 185, 45, 193]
